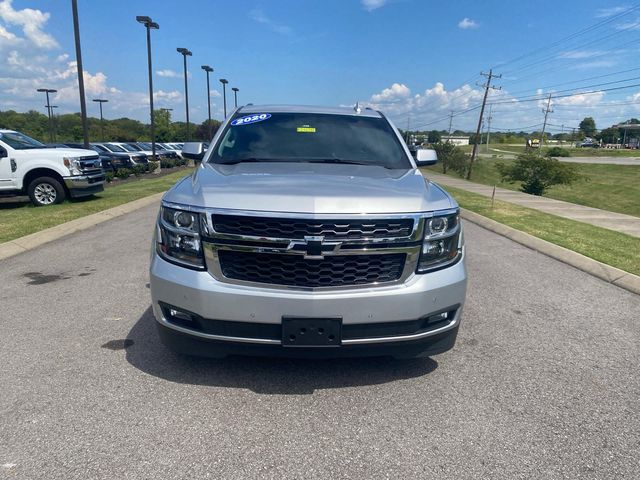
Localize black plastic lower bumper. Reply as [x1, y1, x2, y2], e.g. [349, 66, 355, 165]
[68, 184, 104, 198]
[156, 321, 459, 359]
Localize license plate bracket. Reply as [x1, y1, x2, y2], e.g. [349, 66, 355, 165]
[282, 317, 342, 347]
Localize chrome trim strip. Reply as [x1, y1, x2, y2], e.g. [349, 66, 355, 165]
[206, 242, 417, 256]
[156, 311, 460, 345]
[342, 318, 458, 345]
[157, 314, 281, 345]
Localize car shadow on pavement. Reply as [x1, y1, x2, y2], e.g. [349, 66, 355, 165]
[125, 307, 439, 395]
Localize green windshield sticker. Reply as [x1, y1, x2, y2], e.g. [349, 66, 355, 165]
[297, 125, 316, 133]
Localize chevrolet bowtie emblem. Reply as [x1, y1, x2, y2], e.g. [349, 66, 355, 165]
[287, 236, 342, 259]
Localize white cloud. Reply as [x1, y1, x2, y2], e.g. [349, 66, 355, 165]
[156, 69, 180, 78]
[370, 83, 411, 103]
[249, 9, 292, 35]
[154, 90, 181, 102]
[596, 5, 629, 18]
[0, 0, 58, 49]
[571, 60, 617, 69]
[558, 50, 607, 59]
[210, 89, 221, 98]
[458, 18, 478, 29]
[616, 19, 640, 30]
[361, 0, 387, 11]
[554, 92, 605, 106]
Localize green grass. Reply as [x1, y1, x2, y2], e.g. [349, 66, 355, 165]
[445, 186, 640, 276]
[426, 159, 640, 217]
[467, 144, 640, 157]
[0, 168, 193, 243]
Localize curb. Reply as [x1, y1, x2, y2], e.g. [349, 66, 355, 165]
[460, 208, 640, 296]
[0, 192, 164, 261]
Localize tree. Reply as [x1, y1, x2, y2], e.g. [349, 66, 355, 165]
[496, 153, 579, 196]
[597, 127, 619, 144]
[579, 117, 596, 138]
[427, 130, 441, 144]
[433, 142, 468, 176]
[195, 119, 222, 141]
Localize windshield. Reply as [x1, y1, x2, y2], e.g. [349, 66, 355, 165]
[118, 144, 138, 152]
[0, 131, 46, 150]
[209, 112, 410, 169]
[91, 144, 108, 153]
[105, 143, 127, 153]
[138, 142, 153, 150]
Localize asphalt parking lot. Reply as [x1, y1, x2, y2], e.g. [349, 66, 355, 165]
[1, 203, 639, 479]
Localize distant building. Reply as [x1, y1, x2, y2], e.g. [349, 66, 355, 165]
[443, 135, 469, 146]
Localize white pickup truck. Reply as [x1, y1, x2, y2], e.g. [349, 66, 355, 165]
[0, 129, 104, 206]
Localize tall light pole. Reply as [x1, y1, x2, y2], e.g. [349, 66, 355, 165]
[137, 16, 159, 166]
[50, 105, 59, 142]
[71, 0, 89, 148]
[232, 87, 239, 108]
[219, 79, 229, 118]
[92, 98, 108, 141]
[177, 47, 192, 140]
[201, 65, 214, 138]
[37, 88, 57, 143]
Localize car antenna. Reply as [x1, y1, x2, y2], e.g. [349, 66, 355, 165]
[354, 101, 361, 114]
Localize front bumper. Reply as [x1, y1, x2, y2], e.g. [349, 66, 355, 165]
[150, 250, 467, 358]
[64, 173, 105, 197]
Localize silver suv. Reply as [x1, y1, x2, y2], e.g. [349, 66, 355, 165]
[149, 105, 467, 358]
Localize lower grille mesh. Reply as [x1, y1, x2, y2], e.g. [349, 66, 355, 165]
[218, 251, 406, 288]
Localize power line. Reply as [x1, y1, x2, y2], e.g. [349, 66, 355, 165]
[493, 3, 640, 71]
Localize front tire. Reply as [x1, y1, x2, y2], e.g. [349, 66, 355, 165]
[27, 177, 66, 206]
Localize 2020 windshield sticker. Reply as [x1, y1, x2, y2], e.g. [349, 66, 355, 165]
[231, 113, 271, 126]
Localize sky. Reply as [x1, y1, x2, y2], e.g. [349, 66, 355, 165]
[1, 0, 640, 134]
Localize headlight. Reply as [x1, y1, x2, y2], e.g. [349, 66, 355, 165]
[63, 157, 82, 175]
[156, 206, 207, 269]
[416, 210, 463, 273]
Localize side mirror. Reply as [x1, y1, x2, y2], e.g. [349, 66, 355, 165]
[182, 142, 205, 161]
[415, 148, 438, 166]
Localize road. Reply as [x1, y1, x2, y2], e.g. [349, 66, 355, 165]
[1, 202, 639, 479]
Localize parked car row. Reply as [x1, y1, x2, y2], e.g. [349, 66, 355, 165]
[48, 142, 184, 173]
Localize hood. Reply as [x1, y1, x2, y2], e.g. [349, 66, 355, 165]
[164, 162, 455, 214]
[31, 147, 98, 158]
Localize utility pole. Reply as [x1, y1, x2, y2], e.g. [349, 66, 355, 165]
[201, 65, 214, 138]
[219, 78, 229, 118]
[447, 110, 454, 142]
[92, 98, 108, 141]
[50, 105, 58, 142]
[560, 124, 564, 146]
[37, 88, 57, 143]
[485, 104, 493, 153]
[177, 48, 193, 140]
[71, 0, 89, 148]
[539, 93, 553, 154]
[467, 69, 501, 179]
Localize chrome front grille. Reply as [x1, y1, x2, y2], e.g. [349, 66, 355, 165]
[212, 215, 414, 239]
[200, 210, 427, 290]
